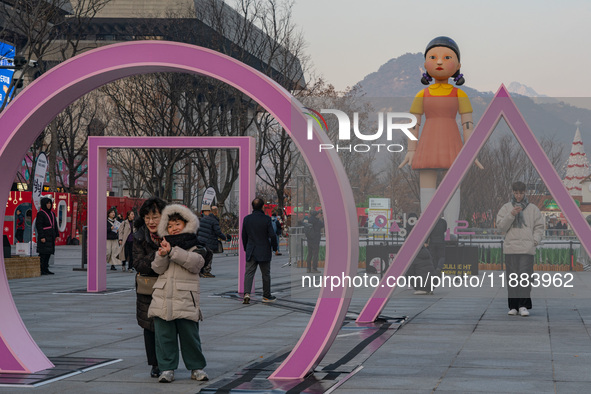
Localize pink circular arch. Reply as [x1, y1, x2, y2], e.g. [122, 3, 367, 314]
[0, 41, 358, 379]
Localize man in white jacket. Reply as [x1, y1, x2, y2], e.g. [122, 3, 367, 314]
[496, 181, 544, 317]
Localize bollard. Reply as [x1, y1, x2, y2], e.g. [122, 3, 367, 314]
[73, 226, 87, 271]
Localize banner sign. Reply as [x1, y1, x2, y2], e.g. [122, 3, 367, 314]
[32, 153, 48, 210]
[0, 41, 15, 106]
[201, 187, 216, 208]
[368, 198, 390, 236]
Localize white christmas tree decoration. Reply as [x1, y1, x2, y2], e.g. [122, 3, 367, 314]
[563, 121, 591, 196]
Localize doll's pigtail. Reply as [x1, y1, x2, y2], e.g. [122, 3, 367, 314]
[452, 70, 465, 86]
[421, 72, 432, 85]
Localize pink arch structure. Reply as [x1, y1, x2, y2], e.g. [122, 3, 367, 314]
[0, 41, 358, 378]
[87, 136, 256, 295]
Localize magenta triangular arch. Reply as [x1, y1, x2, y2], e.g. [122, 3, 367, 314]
[358, 85, 591, 322]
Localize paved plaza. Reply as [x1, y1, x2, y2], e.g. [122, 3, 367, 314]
[1, 245, 591, 393]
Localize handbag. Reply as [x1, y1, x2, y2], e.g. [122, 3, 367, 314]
[136, 273, 157, 295]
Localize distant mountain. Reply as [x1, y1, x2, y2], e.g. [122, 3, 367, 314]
[507, 81, 547, 98]
[357, 52, 484, 98]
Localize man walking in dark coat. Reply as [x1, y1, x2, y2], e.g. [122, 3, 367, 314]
[241, 198, 278, 304]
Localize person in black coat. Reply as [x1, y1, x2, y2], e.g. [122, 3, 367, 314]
[15, 209, 25, 243]
[133, 197, 167, 378]
[305, 210, 324, 273]
[406, 244, 435, 294]
[197, 205, 230, 278]
[428, 217, 447, 274]
[241, 198, 278, 304]
[36, 197, 58, 275]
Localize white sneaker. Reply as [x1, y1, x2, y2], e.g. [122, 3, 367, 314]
[507, 309, 518, 316]
[413, 290, 428, 295]
[158, 370, 174, 383]
[191, 369, 209, 381]
[519, 307, 530, 317]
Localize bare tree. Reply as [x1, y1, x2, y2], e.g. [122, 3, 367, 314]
[97, 0, 309, 212]
[101, 73, 197, 201]
[52, 92, 109, 192]
[0, 0, 111, 191]
[460, 132, 564, 227]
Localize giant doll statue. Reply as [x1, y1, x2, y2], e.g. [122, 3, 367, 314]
[399, 36, 482, 227]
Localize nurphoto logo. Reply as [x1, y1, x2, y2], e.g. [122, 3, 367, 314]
[304, 107, 417, 153]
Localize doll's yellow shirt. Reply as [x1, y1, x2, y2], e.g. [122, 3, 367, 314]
[410, 83, 473, 114]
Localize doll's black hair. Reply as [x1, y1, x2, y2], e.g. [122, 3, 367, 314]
[421, 36, 465, 86]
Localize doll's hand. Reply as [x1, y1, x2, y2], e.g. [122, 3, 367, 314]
[474, 158, 484, 170]
[398, 151, 415, 168]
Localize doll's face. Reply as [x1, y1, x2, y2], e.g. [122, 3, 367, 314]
[424, 47, 460, 81]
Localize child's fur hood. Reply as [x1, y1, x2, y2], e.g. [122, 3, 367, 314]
[157, 204, 199, 236]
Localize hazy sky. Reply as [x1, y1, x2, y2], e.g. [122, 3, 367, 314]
[291, 0, 591, 98]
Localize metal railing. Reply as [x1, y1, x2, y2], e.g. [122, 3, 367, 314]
[285, 226, 585, 271]
[221, 231, 240, 256]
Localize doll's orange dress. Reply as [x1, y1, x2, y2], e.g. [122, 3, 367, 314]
[410, 84, 471, 170]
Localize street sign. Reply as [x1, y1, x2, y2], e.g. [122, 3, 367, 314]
[0, 41, 15, 106]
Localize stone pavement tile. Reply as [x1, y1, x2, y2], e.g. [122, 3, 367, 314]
[435, 376, 556, 393]
[409, 316, 481, 325]
[386, 334, 469, 345]
[45, 380, 203, 394]
[376, 342, 466, 356]
[361, 349, 457, 367]
[555, 381, 591, 393]
[453, 350, 553, 370]
[336, 365, 448, 391]
[393, 323, 476, 335]
[444, 365, 552, 380]
[549, 340, 591, 354]
[462, 334, 551, 353]
[475, 324, 550, 335]
[335, 389, 432, 394]
[64, 346, 144, 361]
[552, 353, 591, 382]
[434, 392, 519, 394]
